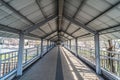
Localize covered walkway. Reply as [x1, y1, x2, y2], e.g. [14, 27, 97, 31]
[15, 47, 103, 80]
[0, 0, 120, 80]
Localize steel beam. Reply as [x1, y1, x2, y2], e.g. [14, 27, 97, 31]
[40, 39, 43, 57]
[64, 0, 86, 32]
[69, 40, 71, 50]
[39, 28, 47, 34]
[0, 24, 21, 34]
[76, 33, 91, 38]
[17, 33, 24, 76]
[24, 15, 57, 34]
[48, 35, 57, 40]
[64, 15, 96, 34]
[0, 0, 34, 25]
[26, 33, 41, 38]
[75, 38, 78, 56]
[98, 24, 120, 32]
[62, 30, 76, 38]
[42, 31, 57, 39]
[85, 1, 120, 25]
[70, 27, 81, 35]
[36, 0, 53, 32]
[94, 33, 101, 74]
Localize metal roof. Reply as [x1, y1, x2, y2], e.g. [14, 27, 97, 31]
[0, 0, 120, 41]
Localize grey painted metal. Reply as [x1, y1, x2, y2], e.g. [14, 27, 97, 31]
[70, 27, 81, 35]
[64, 15, 96, 34]
[24, 15, 57, 34]
[76, 33, 91, 38]
[41, 39, 43, 57]
[98, 24, 120, 32]
[85, 1, 120, 25]
[0, 24, 41, 39]
[0, 0, 34, 25]
[58, 0, 64, 32]
[39, 28, 47, 34]
[62, 30, 76, 38]
[60, 34, 70, 40]
[64, 0, 86, 32]
[42, 31, 57, 39]
[94, 33, 101, 74]
[0, 24, 21, 34]
[48, 35, 58, 40]
[26, 33, 41, 38]
[75, 38, 78, 56]
[47, 40, 49, 51]
[69, 40, 71, 50]
[17, 33, 24, 76]
[36, 0, 53, 32]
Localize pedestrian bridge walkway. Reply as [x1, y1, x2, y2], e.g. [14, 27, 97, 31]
[15, 46, 103, 80]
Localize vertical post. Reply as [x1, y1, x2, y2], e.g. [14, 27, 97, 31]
[47, 40, 49, 51]
[70, 40, 71, 50]
[0, 54, 1, 77]
[41, 39, 43, 57]
[75, 38, 78, 56]
[17, 33, 24, 76]
[94, 33, 101, 74]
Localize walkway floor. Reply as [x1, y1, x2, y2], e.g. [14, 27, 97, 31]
[17, 46, 104, 80]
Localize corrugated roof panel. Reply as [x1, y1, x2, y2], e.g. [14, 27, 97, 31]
[75, 16, 89, 24]
[30, 29, 45, 37]
[49, 19, 57, 31]
[66, 0, 82, 8]
[107, 8, 120, 19]
[19, 2, 40, 16]
[105, 0, 120, 5]
[64, 2, 77, 17]
[72, 29, 89, 37]
[40, 24, 51, 34]
[76, 11, 93, 23]
[62, 19, 70, 31]
[0, 15, 17, 25]
[40, 0, 54, 8]
[0, 5, 13, 14]
[0, 9, 9, 19]
[86, 0, 111, 12]
[81, 4, 100, 17]
[67, 24, 79, 34]
[9, 0, 34, 10]
[8, 20, 28, 30]
[26, 10, 44, 23]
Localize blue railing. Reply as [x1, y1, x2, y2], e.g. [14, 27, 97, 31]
[0, 45, 54, 79]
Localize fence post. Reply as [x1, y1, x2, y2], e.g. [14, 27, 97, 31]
[94, 33, 101, 74]
[17, 32, 24, 76]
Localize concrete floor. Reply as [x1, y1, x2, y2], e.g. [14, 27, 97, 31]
[17, 46, 104, 80]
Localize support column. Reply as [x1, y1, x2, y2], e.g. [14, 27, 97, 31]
[41, 39, 43, 57]
[17, 33, 24, 76]
[70, 40, 71, 50]
[75, 38, 78, 56]
[47, 40, 49, 51]
[94, 33, 101, 74]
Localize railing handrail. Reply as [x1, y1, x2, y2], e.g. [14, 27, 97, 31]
[0, 47, 39, 55]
